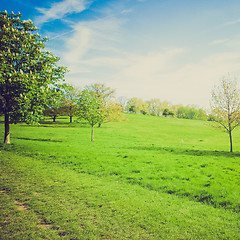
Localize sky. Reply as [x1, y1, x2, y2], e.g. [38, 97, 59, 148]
[2, 0, 240, 108]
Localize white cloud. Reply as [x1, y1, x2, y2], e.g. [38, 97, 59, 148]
[35, 0, 90, 25]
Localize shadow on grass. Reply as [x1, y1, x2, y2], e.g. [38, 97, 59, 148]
[132, 145, 240, 158]
[37, 120, 89, 128]
[12, 137, 63, 143]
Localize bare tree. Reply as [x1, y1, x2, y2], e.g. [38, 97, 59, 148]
[211, 74, 240, 152]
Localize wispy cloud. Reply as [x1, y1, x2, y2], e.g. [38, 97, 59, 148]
[35, 0, 91, 25]
[121, 9, 133, 15]
[224, 18, 240, 26]
[62, 16, 125, 74]
[210, 39, 228, 45]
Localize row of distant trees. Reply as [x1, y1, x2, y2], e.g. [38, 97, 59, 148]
[123, 97, 208, 120]
[43, 83, 124, 141]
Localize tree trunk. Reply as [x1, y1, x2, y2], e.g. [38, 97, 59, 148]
[70, 115, 72, 123]
[53, 115, 56, 122]
[98, 123, 101, 128]
[229, 130, 233, 152]
[91, 124, 94, 142]
[4, 113, 10, 144]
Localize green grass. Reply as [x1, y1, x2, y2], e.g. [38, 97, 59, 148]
[0, 114, 239, 239]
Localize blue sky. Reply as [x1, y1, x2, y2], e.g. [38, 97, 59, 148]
[2, 0, 240, 108]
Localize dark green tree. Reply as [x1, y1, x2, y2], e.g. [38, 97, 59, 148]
[0, 11, 67, 143]
[162, 108, 174, 117]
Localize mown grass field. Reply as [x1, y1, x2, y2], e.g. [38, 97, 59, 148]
[0, 114, 239, 239]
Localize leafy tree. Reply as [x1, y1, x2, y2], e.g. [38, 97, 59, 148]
[127, 97, 148, 114]
[197, 108, 208, 120]
[146, 99, 162, 116]
[105, 101, 125, 122]
[77, 89, 109, 141]
[162, 108, 174, 117]
[177, 106, 188, 119]
[60, 84, 81, 123]
[187, 107, 199, 120]
[87, 83, 115, 101]
[211, 75, 240, 152]
[0, 11, 67, 143]
[87, 83, 115, 127]
[177, 105, 207, 120]
[43, 85, 65, 122]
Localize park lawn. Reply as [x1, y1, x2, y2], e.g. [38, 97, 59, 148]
[0, 114, 239, 239]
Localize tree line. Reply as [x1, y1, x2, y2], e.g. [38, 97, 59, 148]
[123, 97, 208, 120]
[43, 83, 124, 141]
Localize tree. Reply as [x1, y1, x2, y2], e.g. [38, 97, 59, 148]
[86, 83, 116, 127]
[162, 108, 174, 117]
[176, 105, 207, 120]
[0, 11, 67, 143]
[211, 74, 240, 152]
[77, 89, 109, 141]
[127, 97, 148, 114]
[43, 86, 65, 122]
[146, 99, 162, 116]
[60, 84, 80, 123]
[104, 101, 125, 122]
[87, 83, 115, 101]
[177, 105, 188, 119]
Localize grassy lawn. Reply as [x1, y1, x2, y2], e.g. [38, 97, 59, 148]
[0, 114, 239, 239]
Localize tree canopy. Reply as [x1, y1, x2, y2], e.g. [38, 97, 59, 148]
[0, 11, 67, 143]
[77, 89, 109, 141]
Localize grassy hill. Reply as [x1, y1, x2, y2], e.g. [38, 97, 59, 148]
[0, 114, 239, 239]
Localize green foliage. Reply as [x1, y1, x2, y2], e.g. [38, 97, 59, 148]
[77, 89, 109, 126]
[162, 108, 174, 117]
[146, 98, 162, 116]
[77, 89, 109, 140]
[60, 84, 81, 123]
[43, 85, 66, 122]
[86, 83, 115, 101]
[78, 84, 124, 129]
[126, 97, 207, 120]
[0, 11, 67, 143]
[127, 97, 148, 114]
[177, 105, 207, 120]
